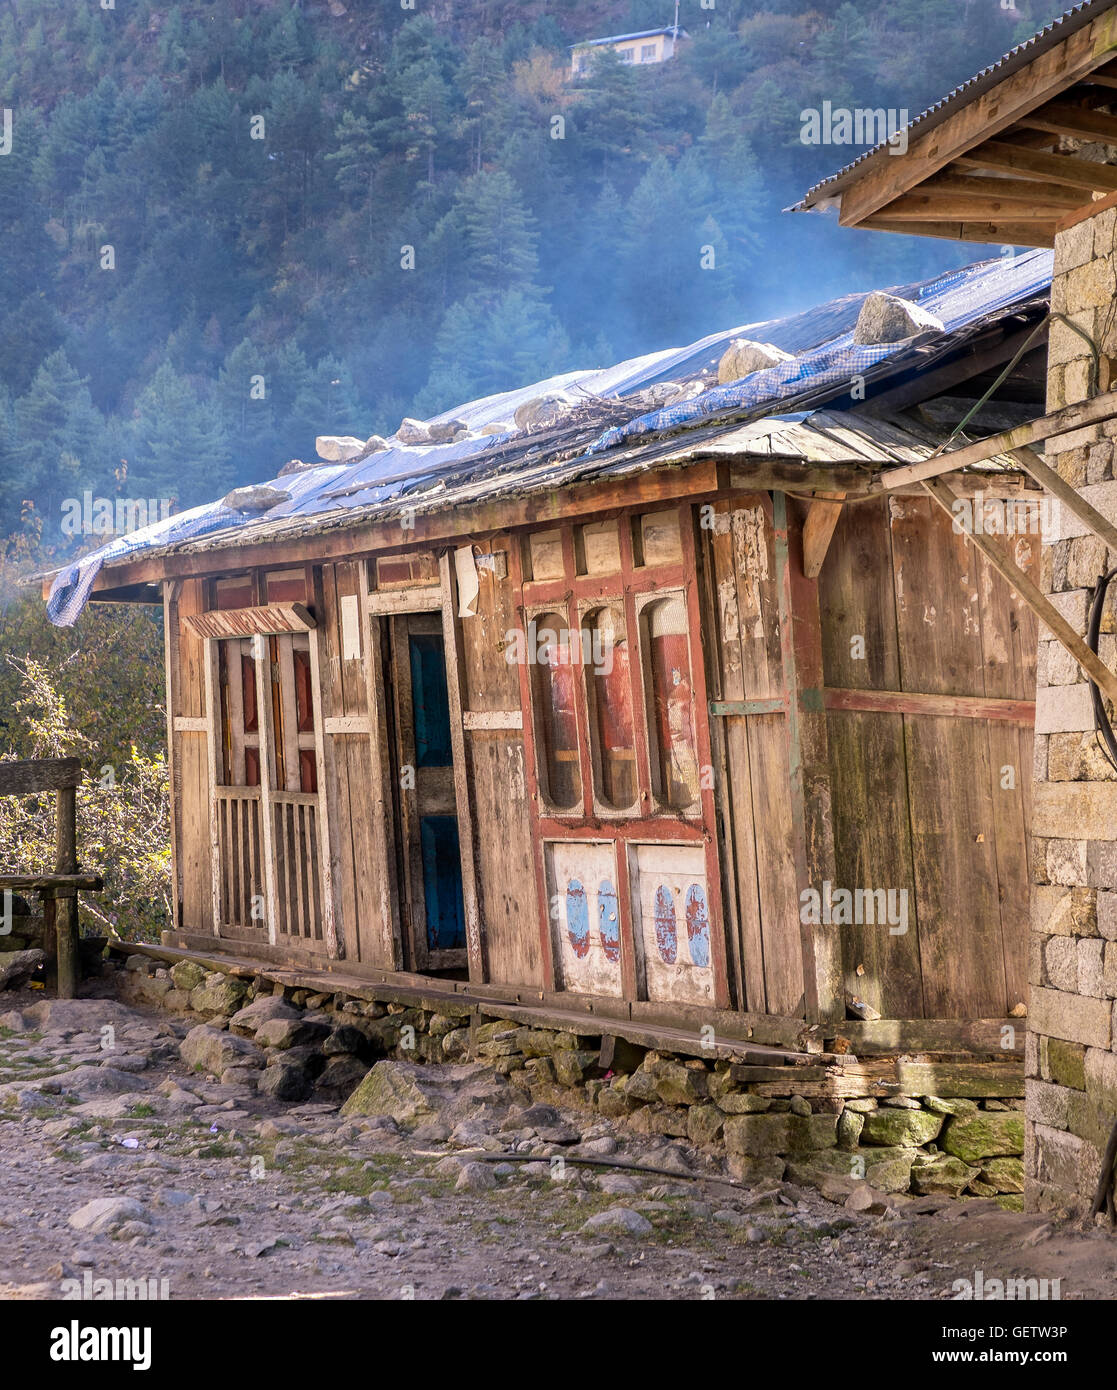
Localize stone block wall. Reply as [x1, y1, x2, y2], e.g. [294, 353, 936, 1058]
[1028, 203, 1117, 1213]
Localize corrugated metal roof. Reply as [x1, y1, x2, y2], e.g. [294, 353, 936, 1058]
[793, 0, 1110, 212]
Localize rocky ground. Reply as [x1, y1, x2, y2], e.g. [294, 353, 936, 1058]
[1, 987, 1115, 1303]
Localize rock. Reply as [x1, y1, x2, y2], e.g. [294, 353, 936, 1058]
[52, 1066, 153, 1096]
[859, 1145, 917, 1194]
[552, 1050, 599, 1087]
[0, 949, 45, 989]
[0, 1009, 28, 1032]
[910, 1152, 978, 1197]
[979, 1156, 1025, 1193]
[726, 1154, 786, 1184]
[268, 1044, 326, 1079]
[652, 1061, 708, 1105]
[314, 1055, 369, 1096]
[940, 1110, 1024, 1163]
[363, 434, 389, 454]
[323, 1025, 375, 1061]
[69, 1197, 151, 1235]
[23, 999, 134, 1033]
[257, 1064, 312, 1103]
[222, 485, 291, 512]
[255, 1017, 331, 1050]
[845, 1184, 893, 1215]
[715, 1091, 771, 1115]
[860, 1108, 943, 1147]
[396, 418, 431, 445]
[717, 338, 792, 385]
[837, 1109, 864, 1149]
[923, 1095, 979, 1117]
[513, 393, 573, 432]
[189, 974, 249, 1018]
[581, 1207, 653, 1237]
[687, 1104, 725, 1147]
[789, 1094, 812, 1118]
[454, 1162, 497, 1193]
[340, 1059, 504, 1130]
[229, 995, 298, 1035]
[722, 1112, 838, 1155]
[426, 419, 470, 444]
[852, 291, 944, 345]
[277, 459, 317, 477]
[180, 1024, 264, 1075]
[315, 435, 366, 463]
[124, 953, 155, 974]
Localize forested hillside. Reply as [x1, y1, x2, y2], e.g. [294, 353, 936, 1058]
[0, 0, 1068, 546]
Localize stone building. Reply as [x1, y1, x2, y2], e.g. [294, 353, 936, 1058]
[796, 0, 1117, 1216]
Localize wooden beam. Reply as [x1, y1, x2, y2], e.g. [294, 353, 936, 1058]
[774, 493, 842, 1027]
[857, 325, 1047, 418]
[0, 758, 81, 795]
[802, 494, 845, 578]
[364, 585, 443, 615]
[0, 872, 103, 891]
[860, 217, 1055, 247]
[953, 140, 1117, 192]
[877, 192, 1069, 221]
[835, 8, 1117, 225]
[921, 475, 1117, 708]
[1023, 99, 1117, 144]
[1011, 443, 1117, 556]
[823, 687, 1034, 725]
[921, 172, 1085, 209]
[878, 388, 1117, 491]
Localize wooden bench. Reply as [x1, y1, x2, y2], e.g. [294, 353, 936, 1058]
[0, 758, 104, 998]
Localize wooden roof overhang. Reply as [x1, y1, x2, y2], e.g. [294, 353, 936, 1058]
[796, 2, 1117, 248]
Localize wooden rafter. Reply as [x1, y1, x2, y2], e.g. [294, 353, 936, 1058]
[1022, 99, 1117, 144]
[920, 172, 1085, 209]
[861, 217, 1055, 247]
[953, 140, 1117, 192]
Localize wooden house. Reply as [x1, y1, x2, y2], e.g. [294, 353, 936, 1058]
[46, 255, 1057, 1057]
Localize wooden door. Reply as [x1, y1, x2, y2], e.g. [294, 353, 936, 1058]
[388, 613, 467, 972]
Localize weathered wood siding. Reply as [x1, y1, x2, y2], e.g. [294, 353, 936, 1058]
[170, 578, 214, 934]
[458, 538, 542, 988]
[818, 496, 1036, 1020]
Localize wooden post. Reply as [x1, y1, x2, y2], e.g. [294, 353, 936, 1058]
[773, 492, 843, 1026]
[54, 784, 79, 1000]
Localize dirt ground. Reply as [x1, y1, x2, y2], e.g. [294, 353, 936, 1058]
[0, 990, 1114, 1303]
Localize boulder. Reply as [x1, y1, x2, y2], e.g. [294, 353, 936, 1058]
[257, 1063, 312, 1103]
[979, 1156, 1025, 1193]
[50, 1066, 153, 1096]
[364, 434, 390, 454]
[189, 973, 249, 1018]
[169, 961, 207, 993]
[940, 1110, 1024, 1163]
[0, 949, 44, 990]
[581, 1207, 653, 1237]
[513, 393, 573, 432]
[180, 1024, 264, 1075]
[222, 485, 290, 512]
[341, 1059, 509, 1129]
[651, 1061, 708, 1105]
[396, 418, 431, 445]
[454, 1162, 498, 1193]
[314, 1054, 369, 1096]
[315, 435, 366, 463]
[229, 995, 299, 1036]
[323, 1025, 374, 1061]
[254, 1016, 331, 1050]
[69, 1197, 151, 1235]
[717, 338, 792, 385]
[722, 1112, 838, 1156]
[860, 1107, 943, 1147]
[426, 419, 470, 444]
[852, 291, 944, 345]
[910, 1152, 978, 1197]
[552, 1050, 599, 1087]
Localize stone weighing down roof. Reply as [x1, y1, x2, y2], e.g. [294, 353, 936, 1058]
[45, 250, 1052, 625]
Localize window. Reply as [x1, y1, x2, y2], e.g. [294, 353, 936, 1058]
[531, 613, 581, 810]
[618, 47, 634, 62]
[583, 608, 636, 811]
[641, 594, 699, 810]
[641, 44, 657, 62]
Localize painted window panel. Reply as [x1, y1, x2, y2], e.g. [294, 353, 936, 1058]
[265, 569, 308, 604]
[408, 634, 454, 768]
[293, 647, 314, 734]
[642, 594, 700, 810]
[640, 510, 683, 567]
[216, 576, 255, 611]
[420, 816, 466, 950]
[544, 841, 623, 996]
[584, 608, 636, 811]
[532, 612, 581, 810]
[528, 530, 565, 581]
[376, 552, 438, 588]
[576, 520, 621, 576]
[630, 843, 714, 1004]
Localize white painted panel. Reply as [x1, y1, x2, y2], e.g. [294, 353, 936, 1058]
[630, 842, 714, 1005]
[544, 840, 623, 997]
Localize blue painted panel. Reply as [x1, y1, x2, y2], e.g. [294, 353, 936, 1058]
[684, 883, 710, 968]
[598, 880, 620, 963]
[654, 885, 677, 965]
[420, 816, 465, 950]
[409, 634, 453, 768]
[566, 878, 590, 959]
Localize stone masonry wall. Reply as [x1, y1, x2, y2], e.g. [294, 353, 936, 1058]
[1029, 205, 1117, 1213]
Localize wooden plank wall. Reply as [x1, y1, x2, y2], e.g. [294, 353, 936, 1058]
[172, 578, 214, 935]
[706, 497, 804, 1017]
[818, 496, 1036, 1019]
[458, 538, 542, 988]
[315, 562, 398, 969]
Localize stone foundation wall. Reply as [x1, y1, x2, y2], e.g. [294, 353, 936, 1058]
[1028, 206, 1117, 1214]
[113, 952, 1025, 1206]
